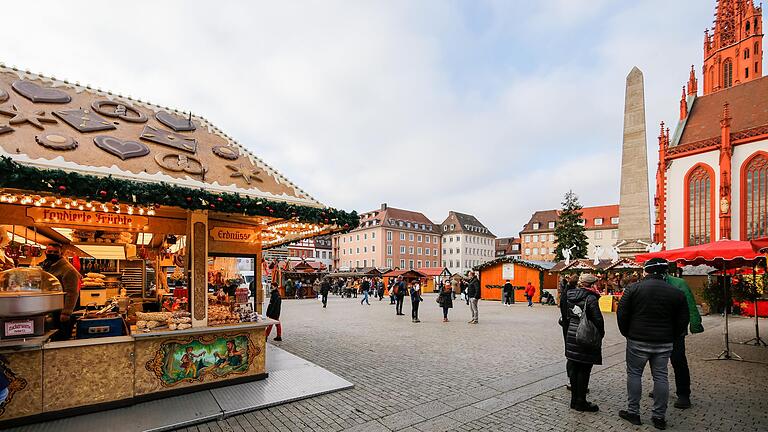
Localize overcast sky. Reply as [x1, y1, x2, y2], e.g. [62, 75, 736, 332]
[2, 1, 743, 236]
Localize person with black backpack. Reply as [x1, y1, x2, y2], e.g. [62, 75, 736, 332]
[360, 277, 371, 305]
[564, 273, 604, 412]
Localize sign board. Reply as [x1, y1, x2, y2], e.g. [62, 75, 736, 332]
[27, 208, 149, 229]
[502, 263, 515, 280]
[5, 319, 34, 336]
[210, 227, 257, 243]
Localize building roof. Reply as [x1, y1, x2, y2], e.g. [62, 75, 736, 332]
[580, 205, 619, 230]
[495, 237, 521, 255]
[440, 211, 495, 237]
[415, 267, 451, 277]
[675, 75, 768, 147]
[520, 210, 559, 234]
[354, 203, 439, 233]
[0, 65, 323, 208]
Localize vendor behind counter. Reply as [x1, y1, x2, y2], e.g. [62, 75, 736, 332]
[39, 243, 80, 341]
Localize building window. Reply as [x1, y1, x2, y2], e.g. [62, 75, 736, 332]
[417, 247, 423, 254]
[417, 235, 422, 242]
[387, 230, 392, 241]
[686, 164, 714, 246]
[612, 230, 619, 239]
[409, 234, 414, 241]
[433, 236, 438, 243]
[549, 234, 555, 242]
[425, 261, 430, 268]
[533, 248, 538, 255]
[372, 232, 376, 239]
[409, 246, 414, 254]
[425, 236, 430, 243]
[746, 67, 750, 79]
[548, 221, 555, 229]
[594, 218, 603, 225]
[363, 246, 367, 253]
[595, 231, 603, 240]
[371, 245, 376, 252]
[611, 217, 619, 224]
[745, 48, 751, 59]
[417, 260, 422, 268]
[541, 247, 547, 255]
[524, 248, 531, 255]
[387, 258, 393, 268]
[400, 259, 405, 268]
[532, 223, 540, 230]
[387, 245, 392, 256]
[400, 233, 405, 241]
[356, 234, 360, 241]
[724, 58, 733, 88]
[400, 246, 406, 254]
[425, 248, 430, 256]
[356, 248, 360, 253]
[532, 235, 539, 242]
[409, 260, 414, 269]
[743, 153, 768, 240]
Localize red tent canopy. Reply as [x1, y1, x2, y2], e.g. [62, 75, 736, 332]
[635, 240, 763, 267]
[750, 237, 768, 252]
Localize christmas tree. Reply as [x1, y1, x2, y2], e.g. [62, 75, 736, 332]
[554, 190, 588, 261]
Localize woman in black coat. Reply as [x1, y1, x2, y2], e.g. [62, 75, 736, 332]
[438, 281, 454, 322]
[265, 286, 282, 341]
[564, 273, 605, 412]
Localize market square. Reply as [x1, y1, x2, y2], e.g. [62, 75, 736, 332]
[0, 1, 767, 431]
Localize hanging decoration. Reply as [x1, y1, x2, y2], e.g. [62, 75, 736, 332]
[0, 156, 358, 230]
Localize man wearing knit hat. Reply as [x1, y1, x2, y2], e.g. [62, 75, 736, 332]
[617, 258, 689, 430]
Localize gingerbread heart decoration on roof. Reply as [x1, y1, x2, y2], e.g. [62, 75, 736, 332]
[12, 80, 71, 104]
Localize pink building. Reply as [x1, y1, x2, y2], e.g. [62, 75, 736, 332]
[332, 203, 441, 271]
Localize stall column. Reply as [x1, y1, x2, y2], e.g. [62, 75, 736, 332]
[188, 210, 208, 327]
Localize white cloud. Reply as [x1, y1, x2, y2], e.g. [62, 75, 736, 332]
[0, 0, 735, 237]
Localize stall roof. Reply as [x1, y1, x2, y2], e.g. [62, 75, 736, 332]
[415, 267, 451, 277]
[382, 269, 427, 278]
[551, 259, 616, 273]
[0, 66, 320, 207]
[473, 256, 554, 272]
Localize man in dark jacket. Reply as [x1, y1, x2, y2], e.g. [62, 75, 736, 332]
[360, 278, 371, 306]
[502, 280, 513, 306]
[320, 278, 331, 308]
[265, 286, 283, 341]
[665, 270, 703, 409]
[466, 271, 480, 324]
[394, 277, 406, 316]
[617, 258, 689, 430]
[559, 274, 578, 389]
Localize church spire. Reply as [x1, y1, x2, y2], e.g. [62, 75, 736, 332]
[687, 65, 698, 96]
[702, 0, 763, 95]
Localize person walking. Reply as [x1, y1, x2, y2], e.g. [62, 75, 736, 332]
[502, 280, 513, 306]
[438, 281, 453, 322]
[394, 276, 406, 316]
[376, 279, 384, 301]
[525, 281, 536, 307]
[462, 278, 470, 306]
[410, 280, 423, 323]
[360, 277, 371, 305]
[466, 271, 480, 324]
[617, 258, 689, 430]
[664, 265, 704, 409]
[320, 277, 331, 308]
[265, 285, 283, 341]
[564, 273, 605, 412]
[388, 279, 396, 304]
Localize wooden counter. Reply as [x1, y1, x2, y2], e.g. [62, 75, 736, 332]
[0, 321, 275, 427]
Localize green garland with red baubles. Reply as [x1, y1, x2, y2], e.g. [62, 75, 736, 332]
[0, 156, 359, 231]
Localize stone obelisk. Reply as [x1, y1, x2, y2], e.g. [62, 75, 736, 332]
[617, 67, 652, 256]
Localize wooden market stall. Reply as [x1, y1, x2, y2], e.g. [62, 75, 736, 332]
[415, 267, 451, 293]
[474, 257, 556, 302]
[0, 66, 357, 427]
[382, 269, 427, 295]
[272, 259, 328, 298]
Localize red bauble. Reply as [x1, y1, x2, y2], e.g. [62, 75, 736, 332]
[111, 198, 118, 204]
[236, 203, 242, 208]
[343, 224, 349, 229]
[186, 197, 192, 202]
[217, 197, 223, 202]
[210, 204, 215, 209]
[99, 190, 108, 197]
[58, 185, 66, 192]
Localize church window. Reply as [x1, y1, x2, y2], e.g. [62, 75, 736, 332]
[756, 62, 760, 73]
[745, 48, 750, 60]
[723, 59, 733, 88]
[686, 165, 714, 246]
[743, 153, 768, 240]
[746, 21, 751, 33]
[746, 68, 750, 78]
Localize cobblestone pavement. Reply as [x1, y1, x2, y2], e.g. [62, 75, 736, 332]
[180, 295, 768, 432]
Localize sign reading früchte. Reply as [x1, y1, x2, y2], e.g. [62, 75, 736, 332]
[210, 227, 256, 242]
[27, 208, 149, 229]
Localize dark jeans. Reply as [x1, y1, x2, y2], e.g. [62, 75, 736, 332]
[442, 306, 449, 319]
[503, 292, 513, 304]
[321, 293, 328, 307]
[395, 297, 404, 315]
[411, 300, 420, 320]
[361, 291, 370, 305]
[526, 295, 533, 306]
[567, 360, 592, 406]
[626, 339, 673, 419]
[671, 335, 690, 398]
[51, 311, 75, 341]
